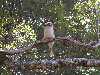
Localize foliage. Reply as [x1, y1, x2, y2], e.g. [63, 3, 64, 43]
[0, 0, 100, 75]
[0, 17, 36, 49]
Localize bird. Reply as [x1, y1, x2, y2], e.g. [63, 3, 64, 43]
[42, 20, 55, 57]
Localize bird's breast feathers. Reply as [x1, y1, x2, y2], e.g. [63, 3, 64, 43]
[44, 27, 55, 38]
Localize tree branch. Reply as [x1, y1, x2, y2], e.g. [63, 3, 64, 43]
[10, 58, 100, 71]
[0, 36, 100, 55]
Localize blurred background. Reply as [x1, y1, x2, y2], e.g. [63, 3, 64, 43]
[0, 0, 100, 75]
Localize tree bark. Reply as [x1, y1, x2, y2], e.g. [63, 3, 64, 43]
[0, 36, 99, 55]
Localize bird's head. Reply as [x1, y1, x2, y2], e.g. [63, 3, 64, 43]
[43, 22, 54, 29]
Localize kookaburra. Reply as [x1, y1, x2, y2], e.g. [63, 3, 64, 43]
[42, 21, 55, 57]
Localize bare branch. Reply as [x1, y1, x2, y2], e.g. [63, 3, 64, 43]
[11, 58, 100, 71]
[0, 36, 100, 55]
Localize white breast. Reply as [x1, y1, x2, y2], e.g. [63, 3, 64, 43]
[44, 26, 55, 38]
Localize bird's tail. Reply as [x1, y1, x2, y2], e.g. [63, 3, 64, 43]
[48, 42, 54, 57]
[49, 48, 54, 57]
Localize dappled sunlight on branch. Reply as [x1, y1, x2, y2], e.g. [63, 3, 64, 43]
[0, 36, 100, 55]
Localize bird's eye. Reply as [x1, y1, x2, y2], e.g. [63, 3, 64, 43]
[44, 22, 52, 26]
[48, 24, 51, 26]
